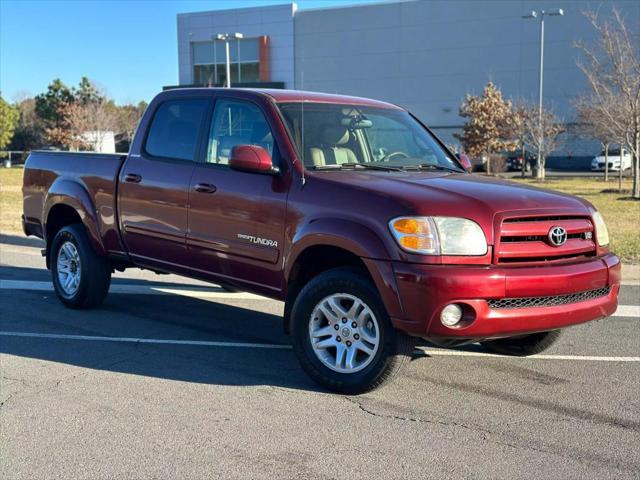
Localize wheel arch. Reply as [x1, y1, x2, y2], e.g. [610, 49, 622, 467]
[43, 178, 106, 266]
[282, 219, 401, 334]
[285, 218, 391, 278]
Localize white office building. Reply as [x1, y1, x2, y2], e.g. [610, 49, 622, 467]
[176, 0, 639, 163]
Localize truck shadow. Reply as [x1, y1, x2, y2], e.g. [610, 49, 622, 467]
[0, 267, 324, 392]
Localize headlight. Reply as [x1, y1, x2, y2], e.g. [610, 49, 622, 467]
[389, 216, 487, 255]
[592, 211, 609, 246]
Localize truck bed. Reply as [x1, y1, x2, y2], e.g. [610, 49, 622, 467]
[22, 151, 127, 252]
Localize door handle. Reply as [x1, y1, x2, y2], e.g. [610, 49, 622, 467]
[124, 173, 142, 183]
[194, 183, 217, 194]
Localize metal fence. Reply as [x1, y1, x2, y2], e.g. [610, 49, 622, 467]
[0, 151, 30, 167]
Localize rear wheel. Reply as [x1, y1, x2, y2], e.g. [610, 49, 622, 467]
[291, 267, 414, 394]
[51, 224, 111, 309]
[480, 330, 561, 356]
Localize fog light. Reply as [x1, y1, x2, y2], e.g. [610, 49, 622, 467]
[440, 304, 463, 327]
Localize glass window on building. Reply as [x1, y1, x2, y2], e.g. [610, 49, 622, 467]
[192, 38, 261, 86]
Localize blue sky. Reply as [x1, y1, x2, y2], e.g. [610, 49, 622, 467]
[0, 0, 382, 105]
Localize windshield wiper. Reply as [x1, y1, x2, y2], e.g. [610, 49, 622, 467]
[311, 162, 403, 172]
[403, 163, 463, 173]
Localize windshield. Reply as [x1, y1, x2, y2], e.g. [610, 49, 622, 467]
[277, 102, 462, 172]
[601, 149, 623, 156]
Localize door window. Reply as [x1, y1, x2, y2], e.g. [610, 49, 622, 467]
[145, 99, 208, 161]
[206, 99, 274, 165]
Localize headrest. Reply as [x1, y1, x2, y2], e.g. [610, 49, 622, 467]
[321, 125, 350, 146]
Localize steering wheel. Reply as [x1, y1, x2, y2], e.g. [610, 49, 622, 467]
[380, 151, 409, 162]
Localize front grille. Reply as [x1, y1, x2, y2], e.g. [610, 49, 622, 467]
[496, 215, 596, 264]
[497, 252, 593, 263]
[488, 286, 611, 309]
[503, 215, 582, 223]
[500, 232, 587, 243]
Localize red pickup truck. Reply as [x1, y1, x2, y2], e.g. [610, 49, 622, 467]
[22, 88, 620, 393]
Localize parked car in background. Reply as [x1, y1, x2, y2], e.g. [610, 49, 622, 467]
[22, 88, 620, 394]
[591, 147, 632, 172]
[506, 151, 536, 172]
[471, 154, 488, 172]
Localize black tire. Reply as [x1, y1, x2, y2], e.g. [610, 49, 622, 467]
[480, 330, 561, 356]
[50, 224, 111, 309]
[291, 267, 414, 394]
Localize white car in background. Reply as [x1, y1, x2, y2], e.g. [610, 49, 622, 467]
[591, 147, 632, 171]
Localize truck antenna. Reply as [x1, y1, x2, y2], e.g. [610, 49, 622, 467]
[300, 71, 306, 187]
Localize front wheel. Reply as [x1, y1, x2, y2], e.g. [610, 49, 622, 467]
[480, 330, 561, 356]
[51, 224, 111, 309]
[291, 267, 414, 394]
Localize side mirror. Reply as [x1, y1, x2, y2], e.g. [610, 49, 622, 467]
[229, 145, 279, 175]
[457, 153, 473, 173]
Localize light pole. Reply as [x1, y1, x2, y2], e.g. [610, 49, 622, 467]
[215, 32, 243, 88]
[523, 9, 563, 178]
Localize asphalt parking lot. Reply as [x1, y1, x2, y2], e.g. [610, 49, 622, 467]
[1, 234, 639, 479]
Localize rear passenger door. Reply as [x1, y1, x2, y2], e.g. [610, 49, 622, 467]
[186, 98, 290, 294]
[119, 97, 209, 267]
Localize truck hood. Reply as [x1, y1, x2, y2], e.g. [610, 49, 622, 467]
[315, 171, 590, 212]
[312, 171, 592, 242]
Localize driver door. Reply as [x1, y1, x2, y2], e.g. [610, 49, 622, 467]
[186, 97, 290, 294]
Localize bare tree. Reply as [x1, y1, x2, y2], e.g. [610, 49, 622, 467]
[510, 105, 531, 177]
[575, 99, 616, 181]
[48, 100, 116, 151]
[617, 139, 625, 193]
[517, 104, 565, 180]
[75, 100, 117, 150]
[575, 7, 640, 199]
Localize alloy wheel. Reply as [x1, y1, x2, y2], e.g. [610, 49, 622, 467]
[308, 293, 380, 373]
[57, 241, 81, 297]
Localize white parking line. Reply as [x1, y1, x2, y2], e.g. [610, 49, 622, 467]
[0, 331, 291, 349]
[1, 331, 638, 362]
[615, 305, 640, 318]
[418, 348, 640, 362]
[0, 280, 266, 300]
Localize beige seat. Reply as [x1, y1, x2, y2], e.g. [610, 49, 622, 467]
[308, 126, 357, 167]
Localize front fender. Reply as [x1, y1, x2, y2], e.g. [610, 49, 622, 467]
[285, 218, 391, 279]
[44, 178, 106, 256]
[284, 218, 404, 321]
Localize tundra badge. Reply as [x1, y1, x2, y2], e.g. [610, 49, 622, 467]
[237, 233, 278, 248]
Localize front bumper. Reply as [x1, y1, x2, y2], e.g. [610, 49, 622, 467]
[389, 254, 620, 339]
[592, 163, 621, 171]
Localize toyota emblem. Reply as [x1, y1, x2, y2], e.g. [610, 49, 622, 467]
[548, 226, 567, 246]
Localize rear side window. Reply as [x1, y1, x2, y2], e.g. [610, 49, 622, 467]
[145, 99, 208, 161]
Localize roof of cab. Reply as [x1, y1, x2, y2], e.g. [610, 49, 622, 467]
[162, 87, 403, 110]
